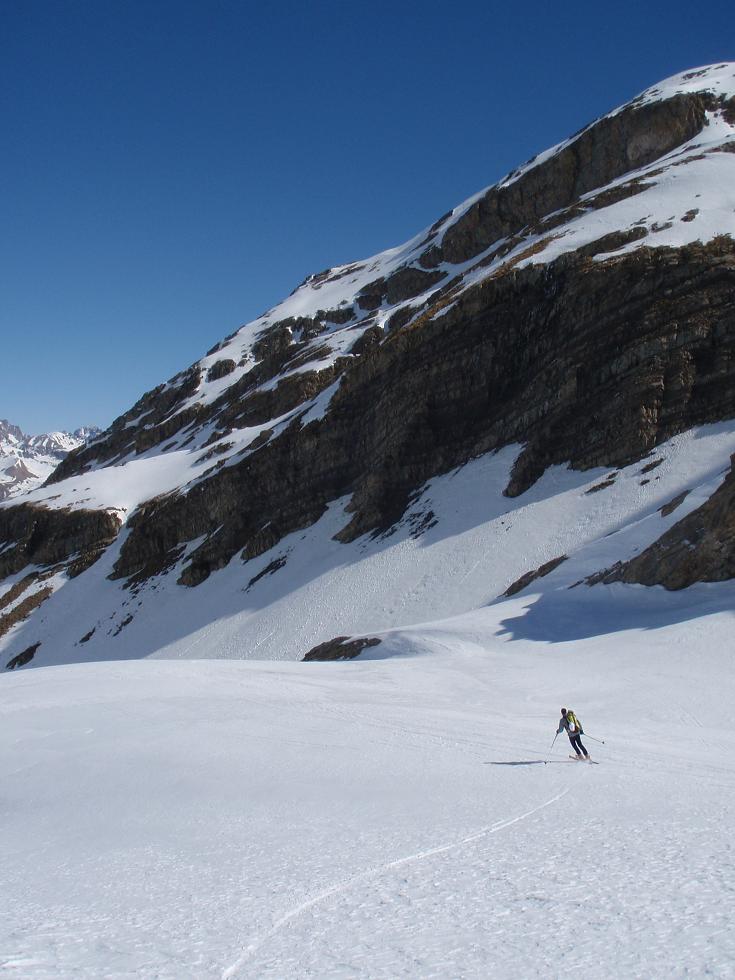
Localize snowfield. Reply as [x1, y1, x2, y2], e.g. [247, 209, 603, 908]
[1, 600, 734, 978]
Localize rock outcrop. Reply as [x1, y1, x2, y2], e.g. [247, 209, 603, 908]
[0, 504, 122, 579]
[303, 636, 382, 661]
[109, 237, 735, 586]
[431, 92, 716, 267]
[504, 556, 568, 597]
[592, 455, 735, 589]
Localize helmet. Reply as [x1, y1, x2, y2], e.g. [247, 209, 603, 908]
[560, 707, 567, 714]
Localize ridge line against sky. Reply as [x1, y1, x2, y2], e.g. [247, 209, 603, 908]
[2, 0, 732, 434]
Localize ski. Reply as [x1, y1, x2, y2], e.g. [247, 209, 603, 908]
[569, 755, 599, 764]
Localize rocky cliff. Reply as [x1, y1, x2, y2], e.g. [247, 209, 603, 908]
[107, 236, 735, 589]
[2, 63, 735, 668]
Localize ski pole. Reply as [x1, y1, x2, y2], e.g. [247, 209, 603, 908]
[583, 733, 605, 744]
[544, 732, 559, 764]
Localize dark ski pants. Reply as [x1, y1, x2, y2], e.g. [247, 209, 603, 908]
[569, 733, 588, 757]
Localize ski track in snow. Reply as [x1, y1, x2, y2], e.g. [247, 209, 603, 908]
[221, 781, 580, 978]
[1, 647, 734, 979]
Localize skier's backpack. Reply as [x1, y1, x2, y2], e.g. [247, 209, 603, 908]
[566, 710, 581, 734]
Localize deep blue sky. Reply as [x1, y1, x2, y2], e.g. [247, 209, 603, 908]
[2, 0, 732, 433]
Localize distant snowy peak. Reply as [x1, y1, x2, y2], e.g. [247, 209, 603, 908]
[0, 420, 25, 448]
[0, 419, 98, 461]
[24, 428, 97, 456]
[0, 420, 99, 501]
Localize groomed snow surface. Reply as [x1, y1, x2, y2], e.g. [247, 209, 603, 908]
[2, 605, 734, 979]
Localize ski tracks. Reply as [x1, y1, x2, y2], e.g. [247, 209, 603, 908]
[220, 775, 585, 978]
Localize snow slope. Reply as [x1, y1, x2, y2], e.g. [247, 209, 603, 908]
[3, 419, 734, 668]
[1, 596, 734, 978]
[3, 425, 734, 978]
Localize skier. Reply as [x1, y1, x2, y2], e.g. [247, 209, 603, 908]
[557, 707, 590, 760]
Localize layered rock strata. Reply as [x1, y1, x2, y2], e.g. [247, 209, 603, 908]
[2, 65, 735, 605]
[109, 237, 735, 587]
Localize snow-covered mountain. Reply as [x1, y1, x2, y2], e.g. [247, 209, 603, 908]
[1, 62, 734, 674]
[2, 64, 735, 980]
[0, 420, 98, 501]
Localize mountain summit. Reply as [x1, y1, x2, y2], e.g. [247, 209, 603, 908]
[0, 420, 98, 502]
[1, 63, 734, 670]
